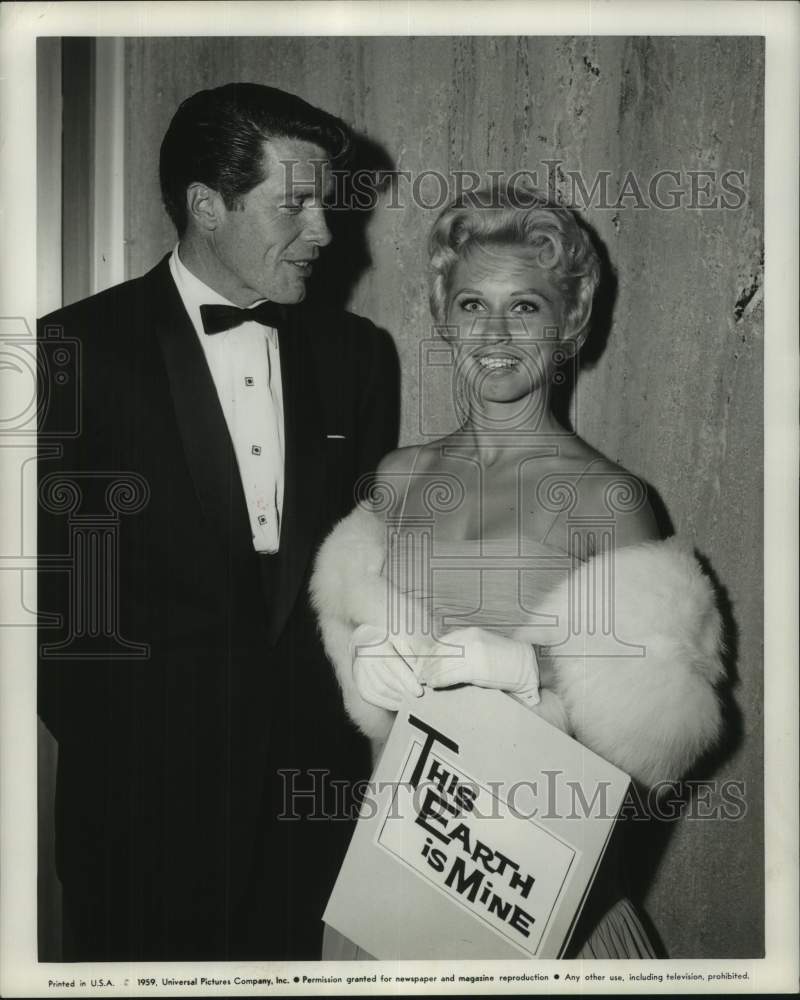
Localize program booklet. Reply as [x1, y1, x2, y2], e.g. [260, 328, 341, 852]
[324, 686, 630, 959]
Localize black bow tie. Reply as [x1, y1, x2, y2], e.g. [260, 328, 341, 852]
[200, 301, 284, 335]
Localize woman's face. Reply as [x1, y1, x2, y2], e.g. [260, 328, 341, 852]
[445, 244, 567, 406]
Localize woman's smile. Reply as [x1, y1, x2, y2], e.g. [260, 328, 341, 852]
[476, 353, 521, 371]
[446, 246, 564, 408]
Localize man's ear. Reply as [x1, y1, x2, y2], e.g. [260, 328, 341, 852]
[185, 183, 224, 232]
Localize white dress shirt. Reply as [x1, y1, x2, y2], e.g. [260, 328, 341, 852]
[169, 246, 285, 553]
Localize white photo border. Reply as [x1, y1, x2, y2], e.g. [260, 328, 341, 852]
[0, 1, 797, 996]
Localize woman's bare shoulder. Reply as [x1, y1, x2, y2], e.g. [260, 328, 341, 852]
[371, 442, 442, 517]
[376, 439, 446, 477]
[568, 443, 661, 546]
[376, 444, 423, 477]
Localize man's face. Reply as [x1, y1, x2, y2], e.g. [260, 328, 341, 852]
[208, 137, 333, 306]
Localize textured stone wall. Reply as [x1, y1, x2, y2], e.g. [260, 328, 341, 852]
[125, 36, 764, 958]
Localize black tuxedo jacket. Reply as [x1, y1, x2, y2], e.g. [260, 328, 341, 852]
[37, 255, 399, 960]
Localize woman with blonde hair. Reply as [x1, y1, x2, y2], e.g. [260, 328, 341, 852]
[312, 180, 725, 958]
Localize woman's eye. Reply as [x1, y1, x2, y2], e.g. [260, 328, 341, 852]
[460, 299, 484, 312]
[512, 301, 539, 314]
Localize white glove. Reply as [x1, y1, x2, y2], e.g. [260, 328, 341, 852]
[417, 626, 541, 708]
[351, 623, 424, 710]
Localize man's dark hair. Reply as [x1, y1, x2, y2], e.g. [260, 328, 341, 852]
[159, 82, 352, 235]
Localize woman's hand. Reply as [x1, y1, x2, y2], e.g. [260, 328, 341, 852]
[417, 626, 541, 707]
[350, 623, 424, 710]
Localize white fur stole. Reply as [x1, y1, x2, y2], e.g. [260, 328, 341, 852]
[310, 507, 725, 787]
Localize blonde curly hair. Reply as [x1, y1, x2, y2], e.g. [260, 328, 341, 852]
[428, 179, 601, 340]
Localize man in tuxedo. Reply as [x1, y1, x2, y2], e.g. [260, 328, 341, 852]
[37, 83, 399, 961]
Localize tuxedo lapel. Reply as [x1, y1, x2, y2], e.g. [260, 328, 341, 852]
[146, 257, 252, 574]
[261, 307, 326, 642]
[144, 255, 324, 639]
